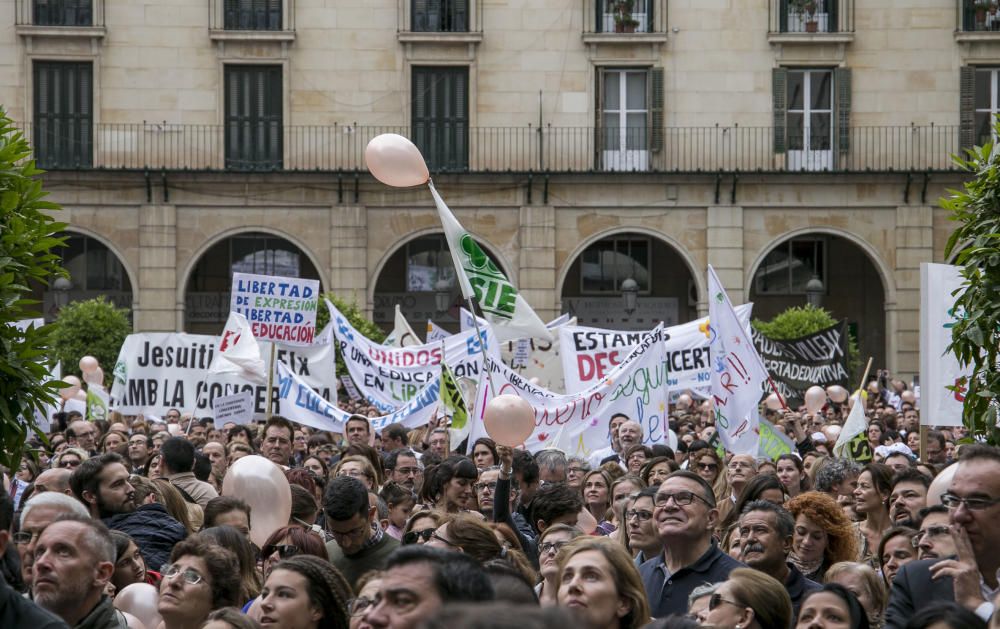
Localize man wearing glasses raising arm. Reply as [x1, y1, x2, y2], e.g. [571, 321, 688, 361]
[638, 470, 744, 618]
[885, 444, 1000, 628]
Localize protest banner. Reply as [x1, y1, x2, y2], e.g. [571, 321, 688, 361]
[467, 326, 675, 456]
[752, 322, 850, 406]
[274, 361, 440, 434]
[212, 391, 256, 426]
[920, 263, 967, 427]
[86, 386, 110, 422]
[757, 418, 795, 460]
[384, 305, 422, 347]
[426, 320, 451, 343]
[834, 392, 874, 462]
[328, 299, 498, 413]
[230, 272, 319, 346]
[340, 375, 362, 401]
[500, 315, 577, 393]
[110, 324, 336, 418]
[559, 304, 753, 397]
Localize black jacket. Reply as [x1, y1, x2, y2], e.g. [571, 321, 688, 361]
[0, 577, 68, 629]
[884, 558, 956, 629]
[104, 503, 186, 571]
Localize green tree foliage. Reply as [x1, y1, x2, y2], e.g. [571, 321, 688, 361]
[752, 304, 860, 377]
[943, 136, 1000, 444]
[50, 297, 131, 385]
[316, 292, 386, 381]
[0, 110, 67, 468]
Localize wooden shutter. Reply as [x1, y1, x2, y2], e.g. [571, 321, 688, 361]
[772, 67, 787, 153]
[412, 67, 468, 171]
[834, 67, 851, 153]
[450, 0, 468, 32]
[960, 66, 977, 154]
[827, 0, 839, 33]
[225, 65, 282, 170]
[33, 61, 92, 168]
[648, 67, 664, 153]
[778, 0, 788, 32]
[594, 68, 604, 168]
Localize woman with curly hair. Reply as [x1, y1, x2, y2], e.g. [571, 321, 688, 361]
[258, 555, 352, 629]
[787, 491, 860, 582]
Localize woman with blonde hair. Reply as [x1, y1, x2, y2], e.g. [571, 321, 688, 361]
[702, 567, 792, 629]
[52, 446, 88, 470]
[825, 561, 889, 627]
[555, 536, 651, 629]
[332, 455, 378, 491]
[581, 469, 615, 533]
[787, 491, 860, 582]
[152, 477, 201, 533]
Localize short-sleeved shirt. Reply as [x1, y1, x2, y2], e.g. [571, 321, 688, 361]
[638, 541, 744, 618]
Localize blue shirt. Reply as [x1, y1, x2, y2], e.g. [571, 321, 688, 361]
[638, 541, 744, 618]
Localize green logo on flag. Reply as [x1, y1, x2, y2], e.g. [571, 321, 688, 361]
[459, 234, 516, 320]
[441, 365, 469, 430]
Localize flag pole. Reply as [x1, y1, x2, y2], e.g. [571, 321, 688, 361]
[265, 341, 277, 420]
[465, 298, 498, 397]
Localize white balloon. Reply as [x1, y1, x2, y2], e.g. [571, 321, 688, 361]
[365, 134, 430, 187]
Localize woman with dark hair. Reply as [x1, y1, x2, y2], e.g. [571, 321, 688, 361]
[623, 445, 653, 475]
[640, 456, 677, 488]
[581, 469, 614, 533]
[228, 425, 258, 449]
[425, 455, 478, 513]
[258, 555, 352, 629]
[302, 456, 329, 482]
[877, 526, 917, 586]
[378, 481, 417, 540]
[109, 530, 160, 592]
[796, 583, 871, 629]
[853, 463, 894, 567]
[776, 453, 809, 498]
[200, 525, 263, 602]
[428, 513, 536, 586]
[471, 437, 498, 469]
[259, 525, 329, 580]
[903, 601, 986, 629]
[719, 472, 789, 537]
[158, 535, 242, 629]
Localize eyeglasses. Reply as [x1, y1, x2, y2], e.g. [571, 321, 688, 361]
[395, 467, 422, 476]
[58, 459, 81, 468]
[708, 593, 743, 611]
[696, 463, 718, 471]
[431, 533, 459, 548]
[912, 526, 951, 547]
[567, 467, 588, 475]
[626, 509, 654, 522]
[347, 591, 417, 616]
[12, 531, 40, 545]
[653, 491, 712, 508]
[940, 492, 1000, 511]
[338, 470, 369, 480]
[402, 529, 435, 545]
[539, 541, 569, 555]
[475, 481, 498, 493]
[327, 521, 369, 541]
[348, 596, 376, 616]
[160, 564, 205, 585]
[262, 544, 300, 559]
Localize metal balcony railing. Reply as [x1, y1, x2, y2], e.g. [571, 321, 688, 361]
[768, 0, 854, 34]
[583, 0, 667, 34]
[961, 0, 1000, 31]
[209, 0, 294, 32]
[16, 122, 963, 174]
[16, 0, 104, 27]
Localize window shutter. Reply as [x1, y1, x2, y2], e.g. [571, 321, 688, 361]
[772, 67, 787, 153]
[960, 66, 976, 153]
[648, 67, 664, 153]
[827, 0, 839, 33]
[778, 0, 788, 32]
[451, 0, 468, 32]
[835, 67, 851, 153]
[595, 68, 604, 168]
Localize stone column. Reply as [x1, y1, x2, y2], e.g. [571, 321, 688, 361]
[893, 205, 934, 379]
[518, 205, 556, 321]
[330, 205, 368, 309]
[135, 204, 177, 332]
[706, 205, 745, 314]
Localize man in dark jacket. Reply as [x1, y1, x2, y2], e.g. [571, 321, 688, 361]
[104, 476, 186, 571]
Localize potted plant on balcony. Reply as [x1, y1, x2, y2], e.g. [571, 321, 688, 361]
[789, 0, 819, 32]
[612, 0, 640, 33]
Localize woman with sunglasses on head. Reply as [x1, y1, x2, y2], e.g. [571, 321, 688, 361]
[702, 567, 792, 629]
[258, 525, 329, 581]
[400, 509, 441, 545]
[257, 555, 352, 629]
[158, 535, 242, 629]
[534, 524, 583, 606]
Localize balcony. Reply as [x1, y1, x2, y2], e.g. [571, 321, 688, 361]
[397, 0, 483, 46]
[15, 0, 105, 37]
[16, 122, 962, 175]
[768, 0, 854, 42]
[209, 0, 295, 42]
[582, 0, 667, 44]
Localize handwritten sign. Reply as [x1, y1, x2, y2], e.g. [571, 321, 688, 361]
[230, 272, 319, 346]
[212, 391, 256, 426]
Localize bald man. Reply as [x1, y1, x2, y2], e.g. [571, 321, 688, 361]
[32, 469, 73, 496]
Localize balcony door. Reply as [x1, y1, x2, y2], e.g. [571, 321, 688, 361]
[786, 69, 833, 171]
[599, 69, 648, 171]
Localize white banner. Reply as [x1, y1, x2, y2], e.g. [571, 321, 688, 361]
[559, 304, 753, 398]
[468, 327, 674, 456]
[500, 316, 577, 393]
[275, 361, 440, 434]
[110, 325, 336, 418]
[385, 305, 422, 347]
[426, 320, 452, 343]
[920, 263, 967, 427]
[230, 272, 320, 346]
[328, 299, 498, 413]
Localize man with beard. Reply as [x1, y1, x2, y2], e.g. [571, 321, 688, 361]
[16, 493, 89, 590]
[889, 468, 929, 528]
[108, 476, 186, 570]
[69, 453, 136, 521]
[31, 515, 124, 628]
[386, 448, 422, 493]
[738, 500, 820, 621]
[914, 505, 958, 561]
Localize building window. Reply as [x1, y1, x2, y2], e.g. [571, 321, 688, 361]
[224, 65, 283, 171]
[779, 0, 838, 33]
[56, 233, 129, 291]
[597, 0, 651, 33]
[974, 68, 1000, 147]
[597, 68, 663, 172]
[755, 238, 826, 295]
[33, 61, 92, 169]
[412, 66, 468, 172]
[224, 0, 282, 30]
[773, 67, 850, 171]
[579, 236, 651, 294]
[412, 0, 467, 32]
[32, 0, 92, 26]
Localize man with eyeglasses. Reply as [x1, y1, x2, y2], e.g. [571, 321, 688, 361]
[31, 515, 125, 628]
[913, 505, 957, 561]
[386, 449, 423, 493]
[737, 500, 819, 620]
[15, 493, 88, 593]
[356, 545, 493, 629]
[638, 470, 743, 618]
[565, 457, 590, 489]
[885, 445, 1000, 628]
[588, 413, 629, 469]
[66, 421, 98, 456]
[626, 487, 662, 565]
[126, 434, 152, 474]
[323, 475, 399, 590]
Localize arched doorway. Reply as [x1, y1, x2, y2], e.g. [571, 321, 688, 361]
[372, 233, 508, 334]
[748, 233, 887, 370]
[560, 232, 698, 330]
[31, 231, 134, 322]
[184, 231, 322, 334]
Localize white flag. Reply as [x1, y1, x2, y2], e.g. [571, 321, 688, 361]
[708, 266, 768, 455]
[426, 320, 451, 342]
[430, 181, 553, 343]
[208, 312, 268, 384]
[834, 392, 868, 460]
[385, 305, 422, 347]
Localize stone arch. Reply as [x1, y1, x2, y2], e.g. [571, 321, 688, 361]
[61, 226, 139, 304]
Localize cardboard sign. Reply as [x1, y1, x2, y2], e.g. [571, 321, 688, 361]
[212, 391, 256, 426]
[230, 272, 320, 346]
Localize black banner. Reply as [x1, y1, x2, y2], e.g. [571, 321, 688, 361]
[752, 321, 850, 405]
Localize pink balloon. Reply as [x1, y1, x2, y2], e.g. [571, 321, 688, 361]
[764, 393, 783, 411]
[79, 355, 99, 373]
[365, 134, 430, 187]
[483, 394, 536, 447]
[115, 583, 161, 629]
[83, 366, 104, 387]
[222, 455, 292, 548]
[803, 385, 827, 414]
[826, 385, 849, 404]
[59, 375, 82, 401]
[927, 462, 957, 506]
[575, 507, 598, 535]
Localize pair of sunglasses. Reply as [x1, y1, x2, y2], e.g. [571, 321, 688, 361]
[262, 544, 300, 559]
[402, 529, 435, 545]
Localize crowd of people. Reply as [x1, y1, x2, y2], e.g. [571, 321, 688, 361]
[2, 375, 1000, 629]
